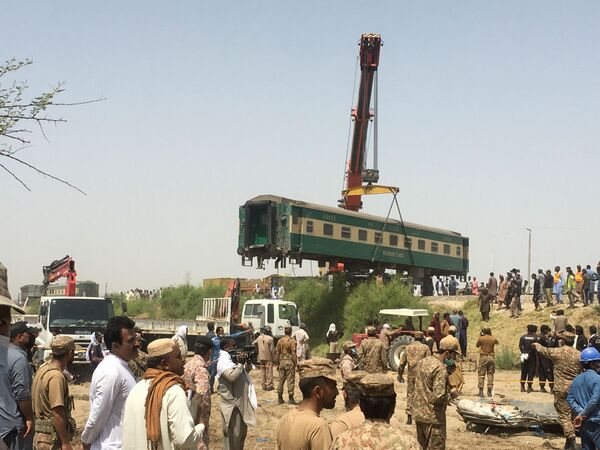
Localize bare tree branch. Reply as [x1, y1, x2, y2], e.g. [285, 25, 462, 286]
[0, 162, 31, 191]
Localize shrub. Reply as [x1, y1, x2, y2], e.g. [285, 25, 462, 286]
[495, 347, 519, 370]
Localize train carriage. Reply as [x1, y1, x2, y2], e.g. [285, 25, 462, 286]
[238, 195, 469, 278]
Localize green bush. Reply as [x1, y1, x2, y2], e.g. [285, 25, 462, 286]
[343, 279, 431, 334]
[495, 347, 519, 370]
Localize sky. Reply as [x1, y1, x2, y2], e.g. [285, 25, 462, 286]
[2, 2, 599, 297]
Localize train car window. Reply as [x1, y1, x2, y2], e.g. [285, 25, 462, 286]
[306, 221, 314, 233]
[358, 229, 368, 241]
[341, 226, 351, 239]
[418, 239, 425, 250]
[456, 246, 462, 256]
[431, 242, 439, 253]
[374, 232, 383, 244]
[404, 237, 412, 249]
[323, 223, 334, 236]
[389, 234, 398, 246]
[443, 244, 451, 255]
[292, 214, 299, 225]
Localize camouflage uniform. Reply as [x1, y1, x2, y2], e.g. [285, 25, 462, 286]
[127, 350, 149, 379]
[339, 354, 356, 380]
[535, 343, 581, 439]
[331, 420, 419, 449]
[413, 356, 451, 450]
[358, 337, 388, 373]
[398, 340, 431, 415]
[184, 355, 211, 450]
[276, 335, 297, 396]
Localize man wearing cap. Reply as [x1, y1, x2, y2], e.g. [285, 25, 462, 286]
[424, 327, 437, 353]
[31, 336, 79, 450]
[478, 287, 492, 322]
[81, 316, 139, 450]
[0, 262, 28, 449]
[331, 373, 419, 449]
[276, 326, 298, 405]
[123, 338, 204, 450]
[568, 347, 600, 450]
[358, 326, 388, 374]
[519, 324, 540, 393]
[476, 328, 498, 397]
[252, 325, 275, 391]
[329, 371, 366, 439]
[183, 335, 212, 450]
[276, 358, 338, 450]
[413, 340, 460, 450]
[295, 323, 310, 363]
[7, 321, 35, 450]
[339, 341, 357, 380]
[379, 324, 392, 349]
[533, 331, 581, 450]
[398, 331, 431, 425]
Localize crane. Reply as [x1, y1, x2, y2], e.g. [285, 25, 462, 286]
[342, 33, 382, 212]
[42, 255, 77, 296]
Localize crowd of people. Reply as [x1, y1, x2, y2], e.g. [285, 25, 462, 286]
[121, 288, 162, 301]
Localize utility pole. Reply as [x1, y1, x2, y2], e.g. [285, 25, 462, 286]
[526, 228, 532, 293]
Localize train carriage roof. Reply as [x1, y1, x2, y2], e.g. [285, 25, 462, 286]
[247, 195, 464, 238]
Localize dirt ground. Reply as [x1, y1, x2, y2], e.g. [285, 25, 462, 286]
[69, 365, 569, 450]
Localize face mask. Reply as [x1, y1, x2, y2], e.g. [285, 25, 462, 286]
[444, 358, 455, 367]
[0, 335, 9, 368]
[350, 349, 358, 357]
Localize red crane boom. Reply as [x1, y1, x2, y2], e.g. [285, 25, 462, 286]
[343, 33, 382, 212]
[42, 255, 77, 296]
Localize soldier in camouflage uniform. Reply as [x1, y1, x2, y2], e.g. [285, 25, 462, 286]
[397, 331, 431, 425]
[533, 331, 581, 450]
[331, 373, 419, 449]
[358, 326, 388, 373]
[339, 341, 358, 380]
[413, 340, 460, 450]
[31, 336, 79, 450]
[275, 325, 298, 404]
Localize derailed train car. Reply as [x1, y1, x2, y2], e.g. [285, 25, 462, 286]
[238, 195, 469, 280]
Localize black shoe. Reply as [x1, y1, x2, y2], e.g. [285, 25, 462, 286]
[406, 415, 412, 425]
[527, 386, 534, 393]
[278, 396, 284, 405]
[564, 437, 576, 450]
[487, 389, 493, 397]
[520, 386, 526, 393]
[288, 396, 298, 405]
[478, 388, 484, 397]
[540, 386, 548, 393]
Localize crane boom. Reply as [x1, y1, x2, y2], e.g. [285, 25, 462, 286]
[42, 255, 77, 296]
[343, 33, 382, 212]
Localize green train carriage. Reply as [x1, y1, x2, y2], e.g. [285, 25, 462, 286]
[238, 195, 469, 278]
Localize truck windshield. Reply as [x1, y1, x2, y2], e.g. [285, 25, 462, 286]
[279, 304, 298, 325]
[49, 298, 113, 328]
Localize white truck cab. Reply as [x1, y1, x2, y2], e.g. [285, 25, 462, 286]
[38, 296, 114, 362]
[241, 298, 300, 339]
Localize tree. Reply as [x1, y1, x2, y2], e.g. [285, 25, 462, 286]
[0, 58, 102, 193]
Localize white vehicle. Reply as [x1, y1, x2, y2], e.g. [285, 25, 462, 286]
[241, 298, 300, 339]
[38, 296, 115, 362]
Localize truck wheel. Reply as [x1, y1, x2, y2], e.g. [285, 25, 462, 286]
[388, 335, 414, 371]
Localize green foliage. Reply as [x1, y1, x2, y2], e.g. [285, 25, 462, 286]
[495, 347, 519, 370]
[343, 279, 431, 333]
[25, 297, 40, 315]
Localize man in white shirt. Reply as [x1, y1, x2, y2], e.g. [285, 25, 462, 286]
[123, 339, 204, 450]
[81, 316, 139, 450]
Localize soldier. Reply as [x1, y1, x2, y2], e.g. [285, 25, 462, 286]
[329, 371, 366, 439]
[252, 325, 275, 390]
[358, 327, 388, 373]
[276, 325, 297, 405]
[379, 324, 392, 349]
[439, 326, 460, 351]
[413, 340, 460, 450]
[128, 327, 149, 379]
[31, 336, 79, 450]
[519, 324, 539, 392]
[339, 341, 357, 380]
[475, 328, 498, 397]
[331, 373, 419, 449]
[533, 331, 581, 450]
[424, 327, 437, 353]
[276, 358, 338, 450]
[440, 326, 463, 392]
[397, 331, 431, 425]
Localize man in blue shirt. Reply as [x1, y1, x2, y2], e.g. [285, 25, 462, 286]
[568, 347, 600, 450]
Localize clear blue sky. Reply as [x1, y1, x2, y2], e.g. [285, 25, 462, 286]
[2, 2, 599, 295]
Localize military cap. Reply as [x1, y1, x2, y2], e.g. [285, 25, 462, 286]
[344, 370, 366, 385]
[366, 326, 377, 335]
[298, 357, 337, 382]
[559, 331, 576, 344]
[414, 331, 424, 339]
[342, 341, 356, 352]
[359, 373, 395, 397]
[51, 336, 82, 356]
[438, 340, 459, 352]
[148, 338, 178, 357]
[0, 263, 25, 314]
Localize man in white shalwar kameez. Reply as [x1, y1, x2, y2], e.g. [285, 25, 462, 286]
[217, 337, 257, 450]
[172, 325, 188, 359]
[122, 339, 204, 450]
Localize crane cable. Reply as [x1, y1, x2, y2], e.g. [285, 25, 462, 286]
[341, 55, 360, 194]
